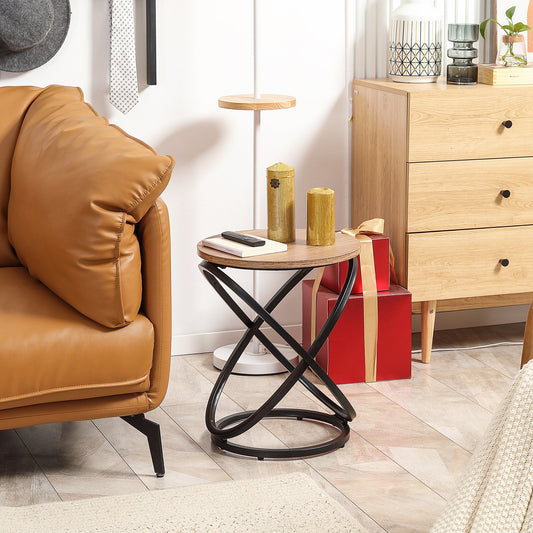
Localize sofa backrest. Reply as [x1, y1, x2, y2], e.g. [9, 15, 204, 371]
[7, 85, 174, 328]
[0, 86, 43, 266]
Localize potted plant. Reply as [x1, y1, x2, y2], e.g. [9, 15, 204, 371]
[480, 6, 530, 66]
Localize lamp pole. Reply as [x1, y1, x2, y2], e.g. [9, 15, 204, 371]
[214, 1, 296, 374]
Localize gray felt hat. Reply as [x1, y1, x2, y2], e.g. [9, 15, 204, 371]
[0, 0, 71, 72]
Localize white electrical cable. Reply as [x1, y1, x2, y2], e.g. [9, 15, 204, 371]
[411, 341, 523, 354]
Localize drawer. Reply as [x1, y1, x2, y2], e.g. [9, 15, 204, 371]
[407, 226, 533, 302]
[408, 89, 533, 162]
[408, 158, 533, 232]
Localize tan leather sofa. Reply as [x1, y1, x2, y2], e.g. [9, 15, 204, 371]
[0, 86, 174, 476]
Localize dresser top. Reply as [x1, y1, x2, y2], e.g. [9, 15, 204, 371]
[354, 78, 533, 96]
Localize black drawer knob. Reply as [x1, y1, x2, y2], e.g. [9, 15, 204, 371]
[499, 258, 510, 267]
[500, 189, 511, 198]
[502, 120, 513, 128]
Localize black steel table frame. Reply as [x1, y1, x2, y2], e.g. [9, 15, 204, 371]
[198, 258, 358, 460]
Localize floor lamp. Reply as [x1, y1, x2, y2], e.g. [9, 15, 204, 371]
[214, 0, 297, 374]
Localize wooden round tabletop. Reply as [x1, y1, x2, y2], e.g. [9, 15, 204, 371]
[218, 94, 296, 111]
[197, 229, 360, 270]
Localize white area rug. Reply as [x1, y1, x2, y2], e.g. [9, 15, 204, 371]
[0, 472, 367, 533]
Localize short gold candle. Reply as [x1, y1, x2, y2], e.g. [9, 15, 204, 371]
[267, 162, 295, 243]
[306, 187, 335, 246]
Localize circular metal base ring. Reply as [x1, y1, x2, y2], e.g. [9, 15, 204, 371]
[211, 408, 350, 459]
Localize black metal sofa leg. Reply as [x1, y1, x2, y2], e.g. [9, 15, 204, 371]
[121, 414, 165, 477]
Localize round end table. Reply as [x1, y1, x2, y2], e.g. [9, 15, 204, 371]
[198, 229, 361, 459]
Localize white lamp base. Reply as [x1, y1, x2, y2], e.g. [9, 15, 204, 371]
[213, 343, 298, 375]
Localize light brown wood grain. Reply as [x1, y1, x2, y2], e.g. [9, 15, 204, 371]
[218, 94, 296, 111]
[197, 229, 360, 270]
[352, 82, 408, 286]
[407, 226, 533, 302]
[478, 64, 533, 85]
[421, 300, 437, 363]
[353, 78, 451, 96]
[412, 292, 533, 313]
[407, 158, 533, 232]
[409, 87, 533, 162]
[354, 77, 533, 96]
[352, 78, 533, 358]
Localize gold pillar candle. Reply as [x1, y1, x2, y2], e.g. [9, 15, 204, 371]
[267, 162, 295, 243]
[307, 188, 335, 245]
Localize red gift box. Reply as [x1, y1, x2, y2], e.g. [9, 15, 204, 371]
[302, 280, 412, 384]
[321, 234, 390, 294]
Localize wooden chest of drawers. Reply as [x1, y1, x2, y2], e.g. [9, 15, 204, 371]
[352, 79, 533, 362]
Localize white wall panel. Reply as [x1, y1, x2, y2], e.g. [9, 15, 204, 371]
[352, 0, 485, 79]
[0, 0, 351, 354]
[1, 0, 521, 353]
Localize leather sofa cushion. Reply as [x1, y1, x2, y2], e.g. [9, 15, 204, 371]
[0, 267, 154, 411]
[8, 86, 174, 328]
[0, 86, 43, 267]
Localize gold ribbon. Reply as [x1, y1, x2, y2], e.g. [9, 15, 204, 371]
[311, 218, 391, 383]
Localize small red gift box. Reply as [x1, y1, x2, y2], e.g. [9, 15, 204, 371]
[302, 280, 412, 384]
[321, 234, 390, 294]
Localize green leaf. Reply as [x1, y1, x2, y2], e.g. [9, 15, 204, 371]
[513, 22, 531, 33]
[502, 23, 514, 34]
[506, 6, 516, 20]
[480, 19, 501, 39]
[480, 19, 489, 39]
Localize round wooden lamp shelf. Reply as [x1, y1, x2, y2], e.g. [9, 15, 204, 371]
[218, 94, 296, 111]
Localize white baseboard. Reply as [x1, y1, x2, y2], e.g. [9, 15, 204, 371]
[172, 305, 530, 356]
[172, 324, 303, 356]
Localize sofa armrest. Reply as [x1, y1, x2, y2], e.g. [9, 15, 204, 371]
[137, 198, 172, 409]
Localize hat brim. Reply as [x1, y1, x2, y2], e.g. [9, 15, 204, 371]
[0, 0, 71, 72]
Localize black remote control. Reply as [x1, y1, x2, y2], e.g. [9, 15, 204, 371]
[221, 231, 266, 247]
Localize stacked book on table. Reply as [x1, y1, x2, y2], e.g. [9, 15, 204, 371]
[202, 235, 287, 257]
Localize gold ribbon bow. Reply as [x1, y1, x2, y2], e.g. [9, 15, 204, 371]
[311, 218, 392, 383]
